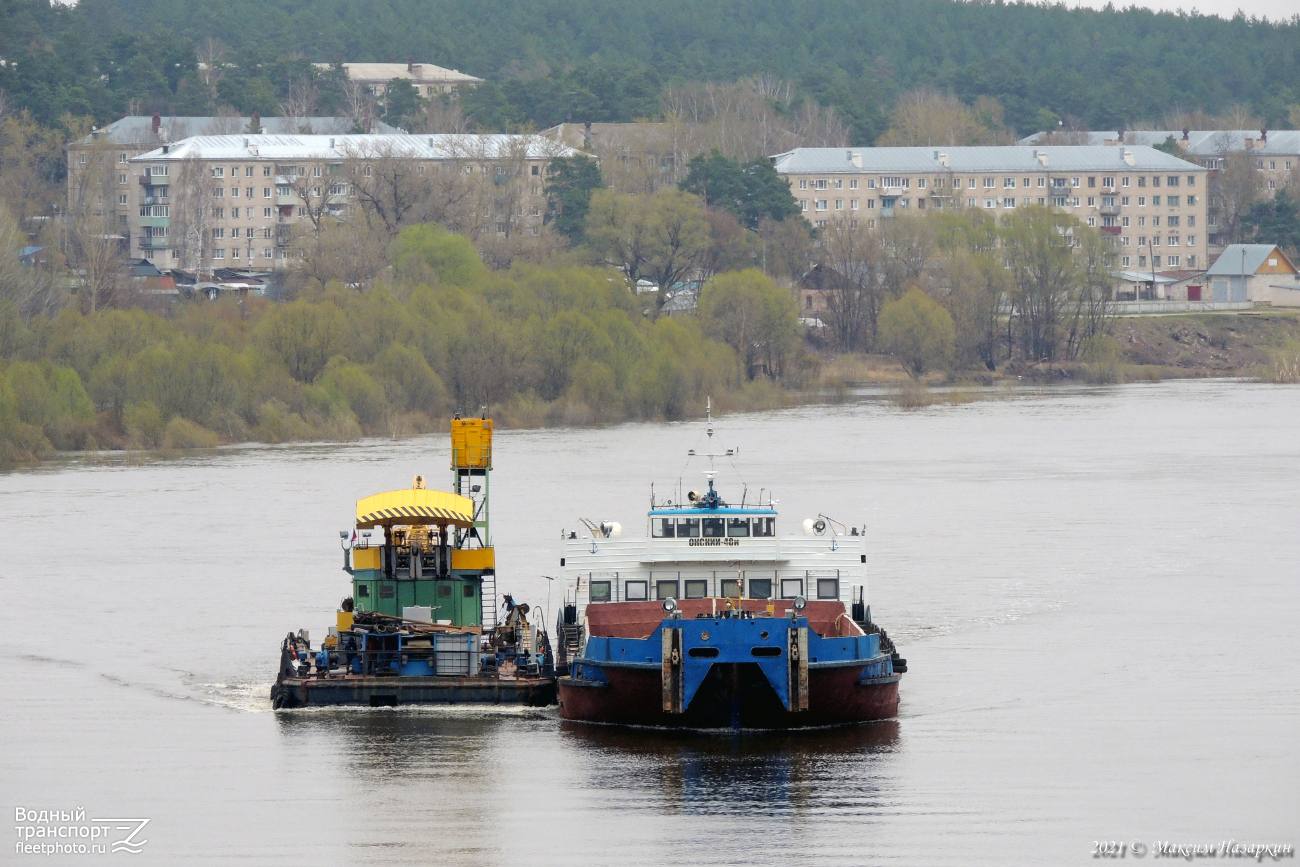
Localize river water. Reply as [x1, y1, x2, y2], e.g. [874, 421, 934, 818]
[2, 380, 1297, 865]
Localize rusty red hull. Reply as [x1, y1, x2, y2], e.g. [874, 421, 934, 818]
[558, 662, 899, 729]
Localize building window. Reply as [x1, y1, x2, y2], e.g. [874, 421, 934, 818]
[212, 248, 225, 260]
[1269, 180, 1277, 190]
[1122, 256, 1131, 267]
[984, 198, 995, 208]
[793, 179, 805, 190]
[917, 178, 926, 189]
[815, 179, 828, 190]
[1004, 198, 1016, 208]
[850, 179, 858, 189]
[815, 200, 828, 211]
[834, 179, 843, 189]
[212, 167, 224, 178]
[1037, 177, 1046, 188]
[1188, 235, 1195, 246]
[1122, 236, 1131, 246]
[118, 194, 127, 204]
[1138, 177, 1147, 188]
[1139, 256, 1147, 267]
[231, 208, 240, 218]
[850, 199, 858, 210]
[1153, 216, 1161, 227]
[263, 207, 272, 218]
[1187, 195, 1196, 206]
[1088, 197, 1096, 207]
[800, 200, 808, 212]
[1152, 236, 1161, 246]
[1138, 236, 1147, 246]
[983, 177, 995, 188]
[1168, 236, 1180, 246]
[1167, 216, 1180, 227]
[1122, 196, 1130, 206]
[882, 177, 902, 188]
[834, 199, 843, 210]
[1188, 255, 1196, 266]
[214, 187, 224, 198]
[1122, 177, 1131, 187]
[867, 178, 876, 189]
[1152, 255, 1161, 267]
[1087, 217, 1096, 226]
[866, 199, 875, 209]
[868, 219, 876, 228]
[1153, 196, 1162, 206]
[1138, 197, 1146, 207]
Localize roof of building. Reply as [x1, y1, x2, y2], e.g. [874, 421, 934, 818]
[770, 145, 1205, 175]
[322, 62, 483, 84]
[1206, 244, 1294, 276]
[73, 116, 401, 147]
[542, 122, 698, 150]
[130, 133, 583, 162]
[1117, 269, 1204, 283]
[1018, 129, 1300, 157]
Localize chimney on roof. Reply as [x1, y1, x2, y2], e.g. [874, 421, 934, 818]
[1117, 127, 1124, 142]
[1123, 149, 1135, 166]
[162, 145, 169, 154]
[1036, 150, 1049, 167]
[152, 113, 161, 136]
[408, 56, 415, 74]
[850, 150, 863, 168]
[938, 151, 949, 168]
[1261, 126, 1268, 144]
[251, 111, 261, 134]
[1182, 128, 1190, 141]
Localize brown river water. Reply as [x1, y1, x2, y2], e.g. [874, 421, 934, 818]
[2, 380, 1297, 865]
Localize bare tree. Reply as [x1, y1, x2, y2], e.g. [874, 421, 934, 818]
[814, 218, 884, 351]
[1214, 148, 1264, 244]
[62, 130, 127, 311]
[171, 155, 216, 273]
[0, 200, 64, 320]
[876, 89, 1014, 147]
[197, 39, 228, 101]
[341, 139, 434, 234]
[277, 78, 320, 133]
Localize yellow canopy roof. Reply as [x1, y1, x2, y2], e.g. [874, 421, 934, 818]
[355, 489, 474, 529]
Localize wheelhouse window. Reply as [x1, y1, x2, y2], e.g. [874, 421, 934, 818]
[727, 518, 751, 537]
[817, 578, 840, 600]
[655, 580, 679, 600]
[702, 517, 725, 537]
[652, 518, 676, 538]
[684, 579, 708, 599]
[780, 579, 804, 599]
[752, 517, 776, 537]
[589, 580, 612, 603]
[676, 518, 700, 538]
[625, 580, 648, 601]
[720, 578, 742, 597]
[748, 578, 773, 599]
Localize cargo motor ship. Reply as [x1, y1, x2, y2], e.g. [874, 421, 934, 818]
[554, 405, 905, 729]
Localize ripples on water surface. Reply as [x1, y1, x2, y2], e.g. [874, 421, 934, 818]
[2, 381, 1297, 865]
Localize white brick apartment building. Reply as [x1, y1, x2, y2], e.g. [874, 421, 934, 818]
[772, 145, 1210, 272]
[126, 133, 580, 271]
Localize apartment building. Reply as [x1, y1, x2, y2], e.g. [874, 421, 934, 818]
[1021, 130, 1300, 249]
[67, 115, 401, 242]
[772, 145, 1210, 271]
[319, 61, 484, 98]
[125, 133, 579, 271]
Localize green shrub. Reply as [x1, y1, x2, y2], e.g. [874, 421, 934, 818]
[161, 417, 220, 449]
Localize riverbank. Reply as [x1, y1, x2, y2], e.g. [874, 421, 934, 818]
[816, 310, 1300, 393]
[4, 309, 1297, 470]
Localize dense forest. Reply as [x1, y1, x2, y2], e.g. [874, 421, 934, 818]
[3, 0, 1300, 141]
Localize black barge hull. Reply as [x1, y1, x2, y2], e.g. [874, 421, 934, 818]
[272, 674, 557, 708]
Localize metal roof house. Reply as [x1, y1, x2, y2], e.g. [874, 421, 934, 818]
[1204, 244, 1300, 306]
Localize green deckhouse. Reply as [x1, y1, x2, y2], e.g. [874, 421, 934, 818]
[343, 417, 496, 629]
